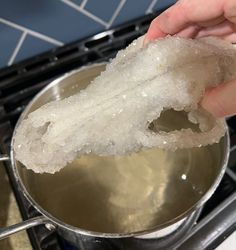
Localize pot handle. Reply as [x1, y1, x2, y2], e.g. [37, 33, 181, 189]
[0, 216, 51, 240]
[0, 154, 10, 161]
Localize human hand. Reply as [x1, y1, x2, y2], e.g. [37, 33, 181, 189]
[145, 0, 236, 117]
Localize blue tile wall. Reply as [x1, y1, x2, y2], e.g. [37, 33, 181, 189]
[14, 35, 55, 63]
[84, 0, 120, 22]
[112, 0, 153, 26]
[0, 22, 22, 68]
[71, 0, 83, 5]
[154, 0, 176, 10]
[0, 0, 176, 68]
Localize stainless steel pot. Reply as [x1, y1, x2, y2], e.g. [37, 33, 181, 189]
[0, 63, 230, 247]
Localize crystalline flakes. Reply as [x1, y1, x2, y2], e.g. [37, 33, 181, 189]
[14, 36, 236, 173]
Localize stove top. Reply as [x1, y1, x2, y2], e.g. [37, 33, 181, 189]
[1, 8, 236, 250]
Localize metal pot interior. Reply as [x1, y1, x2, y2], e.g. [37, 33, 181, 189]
[16, 64, 227, 235]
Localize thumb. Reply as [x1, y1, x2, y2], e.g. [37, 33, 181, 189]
[201, 79, 236, 117]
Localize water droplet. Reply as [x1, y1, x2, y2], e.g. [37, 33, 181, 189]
[17, 144, 22, 148]
[181, 174, 187, 180]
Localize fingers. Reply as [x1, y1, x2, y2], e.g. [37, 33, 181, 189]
[221, 33, 236, 43]
[144, 0, 224, 44]
[201, 79, 236, 117]
[196, 20, 236, 37]
[175, 24, 201, 38]
[224, 0, 236, 23]
[144, 3, 193, 44]
[174, 20, 236, 42]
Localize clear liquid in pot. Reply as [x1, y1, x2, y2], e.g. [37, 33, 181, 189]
[20, 144, 220, 234]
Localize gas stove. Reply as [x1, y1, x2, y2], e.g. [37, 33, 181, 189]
[0, 9, 236, 250]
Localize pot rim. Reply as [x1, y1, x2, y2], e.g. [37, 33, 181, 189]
[10, 63, 230, 238]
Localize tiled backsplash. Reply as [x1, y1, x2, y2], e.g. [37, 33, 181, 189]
[0, 0, 176, 68]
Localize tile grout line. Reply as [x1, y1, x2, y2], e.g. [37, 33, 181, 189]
[8, 31, 27, 66]
[0, 18, 63, 46]
[79, 7, 108, 27]
[146, 0, 160, 14]
[61, 0, 108, 27]
[80, 0, 88, 9]
[107, 0, 126, 29]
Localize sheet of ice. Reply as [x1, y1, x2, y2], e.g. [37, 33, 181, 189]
[14, 36, 236, 173]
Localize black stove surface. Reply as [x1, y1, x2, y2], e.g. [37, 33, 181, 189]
[1, 8, 236, 250]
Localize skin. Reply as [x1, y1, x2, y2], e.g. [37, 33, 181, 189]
[145, 0, 236, 117]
